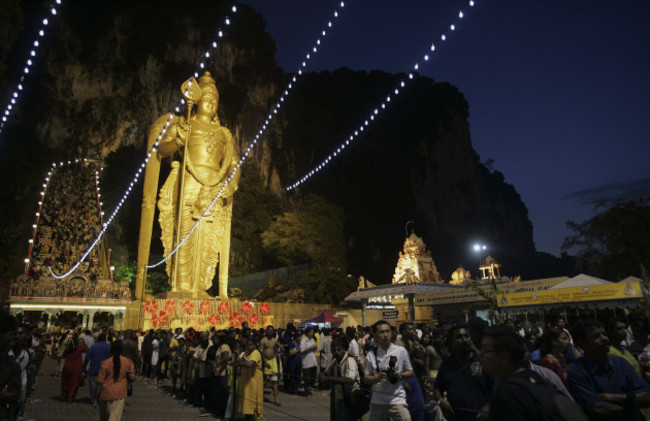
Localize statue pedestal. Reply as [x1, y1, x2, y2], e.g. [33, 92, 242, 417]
[157, 291, 194, 300]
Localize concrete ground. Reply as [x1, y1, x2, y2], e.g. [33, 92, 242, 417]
[23, 357, 331, 421]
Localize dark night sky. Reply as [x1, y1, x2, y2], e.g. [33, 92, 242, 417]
[240, 0, 650, 256]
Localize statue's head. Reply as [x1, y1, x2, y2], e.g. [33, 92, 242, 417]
[196, 72, 219, 120]
[198, 71, 219, 101]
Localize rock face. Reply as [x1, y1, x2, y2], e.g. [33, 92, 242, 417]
[1, 0, 540, 284]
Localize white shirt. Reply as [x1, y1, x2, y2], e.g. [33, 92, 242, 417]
[300, 337, 317, 368]
[365, 343, 412, 405]
[348, 338, 360, 358]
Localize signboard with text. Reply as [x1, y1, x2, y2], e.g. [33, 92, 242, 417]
[382, 310, 399, 319]
[414, 277, 567, 306]
[497, 282, 643, 308]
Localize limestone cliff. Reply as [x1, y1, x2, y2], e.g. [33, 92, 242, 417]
[0, 0, 548, 284]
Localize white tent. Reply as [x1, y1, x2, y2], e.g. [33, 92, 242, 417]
[620, 276, 643, 283]
[549, 273, 612, 289]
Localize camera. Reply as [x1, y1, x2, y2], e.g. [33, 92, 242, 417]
[385, 355, 400, 384]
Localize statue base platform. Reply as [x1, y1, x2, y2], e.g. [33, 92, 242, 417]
[157, 291, 194, 300]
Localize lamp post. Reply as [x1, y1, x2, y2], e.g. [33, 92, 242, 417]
[473, 243, 487, 278]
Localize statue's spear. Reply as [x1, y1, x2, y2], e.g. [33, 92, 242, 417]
[171, 77, 202, 291]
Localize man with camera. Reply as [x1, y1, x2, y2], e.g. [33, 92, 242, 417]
[364, 320, 413, 421]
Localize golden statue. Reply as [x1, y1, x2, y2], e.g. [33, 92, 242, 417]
[135, 71, 240, 300]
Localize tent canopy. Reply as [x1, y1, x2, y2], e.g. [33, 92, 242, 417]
[549, 273, 611, 289]
[299, 311, 343, 327]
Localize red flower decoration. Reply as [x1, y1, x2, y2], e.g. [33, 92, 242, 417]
[248, 313, 260, 326]
[241, 301, 253, 315]
[144, 299, 158, 314]
[152, 310, 170, 328]
[164, 299, 177, 313]
[228, 311, 245, 328]
[182, 300, 195, 314]
[200, 300, 212, 315]
[218, 300, 230, 314]
[208, 313, 221, 326]
[260, 302, 270, 315]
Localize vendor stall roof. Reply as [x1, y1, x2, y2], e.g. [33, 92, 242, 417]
[345, 282, 460, 302]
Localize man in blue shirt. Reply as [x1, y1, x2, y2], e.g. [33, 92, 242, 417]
[83, 333, 112, 401]
[568, 319, 650, 420]
[433, 325, 493, 421]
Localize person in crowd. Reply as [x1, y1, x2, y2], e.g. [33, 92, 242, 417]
[95, 340, 135, 421]
[568, 319, 650, 420]
[555, 318, 579, 362]
[60, 334, 87, 402]
[514, 320, 527, 337]
[300, 327, 318, 396]
[280, 323, 295, 388]
[286, 330, 302, 394]
[260, 325, 283, 406]
[1, 312, 21, 420]
[364, 320, 413, 421]
[481, 326, 587, 421]
[84, 333, 112, 402]
[606, 318, 643, 375]
[169, 336, 186, 394]
[9, 324, 29, 417]
[82, 329, 95, 357]
[433, 325, 493, 421]
[539, 327, 571, 388]
[320, 335, 362, 421]
[141, 329, 154, 377]
[317, 328, 333, 390]
[398, 322, 427, 421]
[150, 331, 160, 382]
[213, 332, 231, 418]
[237, 337, 264, 421]
[629, 320, 650, 358]
[193, 331, 212, 411]
[421, 332, 443, 380]
[347, 326, 361, 361]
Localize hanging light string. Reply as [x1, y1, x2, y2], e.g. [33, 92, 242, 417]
[0, 0, 63, 136]
[285, 0, 478, 191]
[48, 5, 238, 279]
[145, 1, 348, 269]
[24, 158, 97, 274]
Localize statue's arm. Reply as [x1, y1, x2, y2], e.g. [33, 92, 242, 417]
[158, 120, 188, 157]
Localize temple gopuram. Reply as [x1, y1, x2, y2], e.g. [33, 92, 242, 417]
[9, 160, 129, 330]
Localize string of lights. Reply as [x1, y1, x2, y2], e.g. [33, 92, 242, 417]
[24, 159, 104, 274]
[0, 0, 63, 137]
[48, 5, 239, 279]
[285, 0, 478, 191]
[145, 1, 348, 269]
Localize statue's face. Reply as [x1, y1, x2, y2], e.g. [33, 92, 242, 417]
[197, 94, 217, 118]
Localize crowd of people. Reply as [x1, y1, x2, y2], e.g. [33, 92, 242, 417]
[5, 312, 650, 421]
[27, 163, 105, 284]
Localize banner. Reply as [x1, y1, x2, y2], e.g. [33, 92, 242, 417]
[497, 281, 643, 308]
[414, 277, 567, 306]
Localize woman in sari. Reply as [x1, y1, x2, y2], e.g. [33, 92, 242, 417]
[60, 334, 87, 402]
[237, 337, 263, 421]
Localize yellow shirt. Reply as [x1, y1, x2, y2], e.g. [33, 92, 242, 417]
[609, 346, 641, 375]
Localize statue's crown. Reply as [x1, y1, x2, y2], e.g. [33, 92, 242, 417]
[198, 71, 219, 98]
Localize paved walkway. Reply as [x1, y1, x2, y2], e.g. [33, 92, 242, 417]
[23, 358, 331, 421]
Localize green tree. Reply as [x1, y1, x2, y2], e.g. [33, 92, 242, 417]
[261, 194, 346, 268]
[562, 197, 650, 280]
[230, 163, 282, 275]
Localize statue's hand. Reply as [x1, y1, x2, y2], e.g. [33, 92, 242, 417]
[177, 122, 191, 145]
